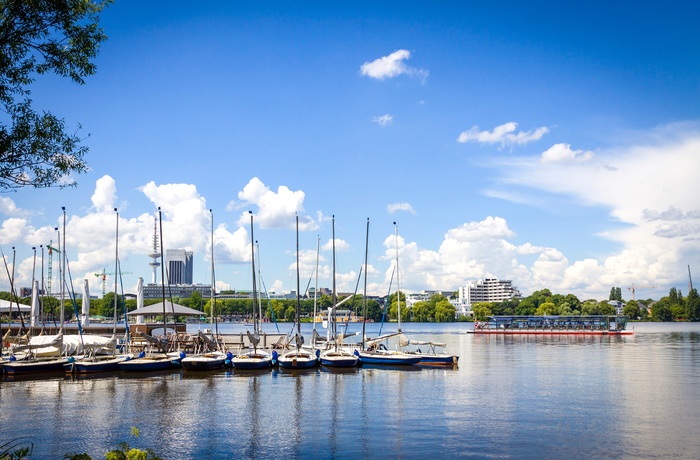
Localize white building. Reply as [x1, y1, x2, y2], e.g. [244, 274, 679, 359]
[456, 278, 521, 317]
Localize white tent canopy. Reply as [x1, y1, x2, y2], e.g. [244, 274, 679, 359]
[0, 298, 31, 313]
[127, 301, 203, 317]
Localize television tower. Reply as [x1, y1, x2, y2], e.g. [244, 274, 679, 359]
[148, 211, 160, 284]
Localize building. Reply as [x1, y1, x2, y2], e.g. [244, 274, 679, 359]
[143, 283, 213, 300]
[456, 278, 521, 317]
[166, 249, 193, 285]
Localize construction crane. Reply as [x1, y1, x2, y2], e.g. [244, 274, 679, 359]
[628, 283, 655, 301]
[94, 268, 133, 297]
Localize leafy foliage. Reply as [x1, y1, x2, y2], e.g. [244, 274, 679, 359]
[0, 0, 111, 189]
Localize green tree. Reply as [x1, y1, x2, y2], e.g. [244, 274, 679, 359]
[535, 301, 557, 316]
[411, 301, 431, 322]
[651, 299, 673, 321]
[434, 300, 456, 322]
[623, 300, 640, 320]
[598, 300, 617, 316]
[471, 302, 492, 321]
[686, 288, 700, 321]
[0, 0, 111, 190]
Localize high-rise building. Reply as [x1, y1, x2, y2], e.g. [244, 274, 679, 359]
[166, 249, 193, 285]
[456, 278, 521, 316]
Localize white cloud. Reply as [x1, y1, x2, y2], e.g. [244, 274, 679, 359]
[322, 238, 350, 252]
[0, 196, 23, 217]
[236, 177, 318, 231]
[387, 202, 416, 214]
[91, 175, 117, 212]
[372, 114, 393, 126]
[540, 143, 594, 163]
[360, 49, 428, 82]
[457, 122, 549, 147]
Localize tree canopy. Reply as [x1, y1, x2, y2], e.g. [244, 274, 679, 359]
[0, 0, 111, 189]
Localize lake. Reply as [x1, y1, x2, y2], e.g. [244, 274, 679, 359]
[1, 321, 699, 459]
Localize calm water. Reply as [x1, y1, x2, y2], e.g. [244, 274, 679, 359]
[1, 322, 699, 459]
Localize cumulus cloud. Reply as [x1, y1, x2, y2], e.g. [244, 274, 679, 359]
[91, 175, 117, 212]
[457, 122, 549, 147]
[0, 196, 23, 217]
[540, 143, 594, 163]
[372, 114, 393, 126]
[360, 49, 428, 82]
[322, 238, 350, 252]
[235, 177, 318, 231]
[387, 202, 416, 214]
[475, 122, 700, 297]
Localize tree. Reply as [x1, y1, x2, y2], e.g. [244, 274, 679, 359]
[609, 287, 622, 301]
[471, 302, 492, 321]
[651, 299, 673, 322]
[623, 300, 640, 320]
[434, 300, 456, 322]
[686, 288, 700, 321]
[0, 0, 111, 190]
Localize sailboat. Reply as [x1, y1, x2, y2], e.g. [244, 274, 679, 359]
[320, 216, 359, 368]
[66, 208, 129, 374]
[118, 207, 182, 372]
[391, 223, 459, 365]
[4, 208, 73, 375]
[278, 215, 319, 369]
[231, 211, 273, 370]
[356, 221, 420, 366]
[182, 209, 229, 371]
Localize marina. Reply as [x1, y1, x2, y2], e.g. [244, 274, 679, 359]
[0, 322, 698, 459]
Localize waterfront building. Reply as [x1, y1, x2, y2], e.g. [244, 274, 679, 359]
[457, 278, 521, 317]
[143, 283, 212, 300]
[166, 249, 193, 285]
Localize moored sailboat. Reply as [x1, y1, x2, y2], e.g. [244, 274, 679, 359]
[66, 208, 129, 374]
[182, 209, 229, 371]
[278, 215, 319, 369]
[232, 211, 272, 370]
[356, 220, 420, 366]
[320, 216, 359, 368]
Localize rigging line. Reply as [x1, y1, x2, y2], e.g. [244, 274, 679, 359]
[117, 258, 130, 344]
[63, 253, 85, 347]
[342, 265, 363, 336]
[378, 264, 395, 337]
[0, 246, 26, 331]
[258, 275, 280, 333]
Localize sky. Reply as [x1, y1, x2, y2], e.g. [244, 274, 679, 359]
[1, 1, 699, 302]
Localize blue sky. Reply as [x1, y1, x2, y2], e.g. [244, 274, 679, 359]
[1, 2, 699, 301]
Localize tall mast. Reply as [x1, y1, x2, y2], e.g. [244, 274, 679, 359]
[60, 207, 66, 334]
[295, 214, 301, 349]
[394, 221, 401, 333]
[331, 215, 337, 344]
[210, 209, 216, 333]
[362, 218, 369, 350]
[249, 211, 258, 335]
[313, 236, 319, 336]
[158, 207, 167, 337]
[113, 208, 119, 334]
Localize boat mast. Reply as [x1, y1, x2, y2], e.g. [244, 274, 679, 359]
[60, 207, 66, 334]
[313, 236, 319, 338]
[210, 209, 216, 336]
[158, 207, 167, 343]
[362, 218, 369, 350]
[331, 215, 337, 349]
[394, 221, 401, 333]
[249, 211, 258, 337]
[256, 240, 263, 335]
[295, 214, 301, 350]
[113, 208, 119, 334]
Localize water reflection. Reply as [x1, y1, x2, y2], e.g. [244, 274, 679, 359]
[1, 326, 699, 459]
